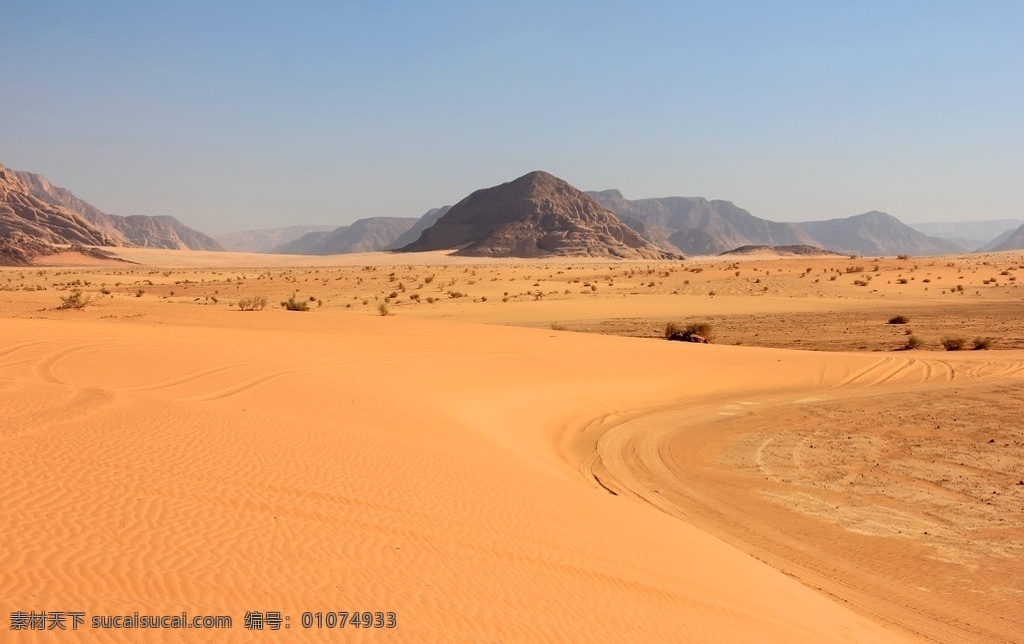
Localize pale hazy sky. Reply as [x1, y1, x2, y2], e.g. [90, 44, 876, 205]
[1, 1, 1021, 233]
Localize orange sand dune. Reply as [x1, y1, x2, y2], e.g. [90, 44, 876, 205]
[3, 314, 915, 642]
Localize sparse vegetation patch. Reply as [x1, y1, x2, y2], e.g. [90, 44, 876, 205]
[57, 290, 90, 310]
[281, 295, 310, 311]
[237, 295, 268, 311]
[941, 336, 966, 351]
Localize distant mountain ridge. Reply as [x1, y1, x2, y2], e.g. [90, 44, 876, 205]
[991, 223, 1024, 252]
[589, 190, 962, 256]
[272, 217, 418, 254]
[796, 211, 961, 256]
[588, 190, 815, 255]
[214, 225, 335, 252]
[909, 219, 1024, 251]
[398, 171, 677, 259]
[386, 207, 451, 250]
[12, 168, 222, 251]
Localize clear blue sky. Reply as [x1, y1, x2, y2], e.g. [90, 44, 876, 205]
[1, 1, 1021, 233]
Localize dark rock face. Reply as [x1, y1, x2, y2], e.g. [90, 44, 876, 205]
[399, 171, 678, 259]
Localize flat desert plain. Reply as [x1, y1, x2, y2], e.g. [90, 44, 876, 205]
[2, 248, 1023, 642]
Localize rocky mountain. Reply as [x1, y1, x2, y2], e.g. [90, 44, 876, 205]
[12, 168, 222, 251]
[398, 171, 677, 259]
[990, 222, 1024, 251]
[796, 211, 962, 256]
[1, 164, 116, 252]
[214, 225, 335, 252]
[909, 219, 1024, 251]
[273, 217, 418, 255]
[589, 190, 815, 255]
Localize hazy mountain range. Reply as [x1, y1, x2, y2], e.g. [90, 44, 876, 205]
[908, 219, 1024, 251]
[990, 222, 1024, 252]
[4, 162, 1023, 263]
[274, 217, 419, 254]
[214, 225, 335, 252]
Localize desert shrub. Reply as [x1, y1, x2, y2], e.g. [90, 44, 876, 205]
[905, 334, 922, 350]
[665, 321, 683, 339]
[888, 315, 909, 324]
[281, 295, 309, 311]
[135, 289, 144, 297]
[377, 302, 390, 316]
[665, 321, 713, 342]
[237, 295, 268, 311]
[845, 265, 865, 273]
[941, 336, 966, 351]
[897, 254, 911, 260]
[550, 322, 566, 331]
[57, 290, 90, 310]
[973, 337, 994, 350]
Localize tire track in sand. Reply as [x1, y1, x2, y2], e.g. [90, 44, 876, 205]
[569, 351, 1024, 644]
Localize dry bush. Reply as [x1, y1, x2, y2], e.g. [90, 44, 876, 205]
[905, 334, 922, 350]
[57, 290, 90, 310]
[665, 321, 713, 343]
[281, 295, 310, 311]
[237, 295, 268, 311]
[941, 336, 966, 351]
[973, 337, 994, 350]
[888, 315, 909, 324]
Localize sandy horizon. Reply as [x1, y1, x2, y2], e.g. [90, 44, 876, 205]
[2, 248, 1022, 642]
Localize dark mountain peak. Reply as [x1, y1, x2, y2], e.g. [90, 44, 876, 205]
[398, 171, 678, 259]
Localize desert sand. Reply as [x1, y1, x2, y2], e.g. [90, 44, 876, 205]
[2, 248, 1023, 642]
